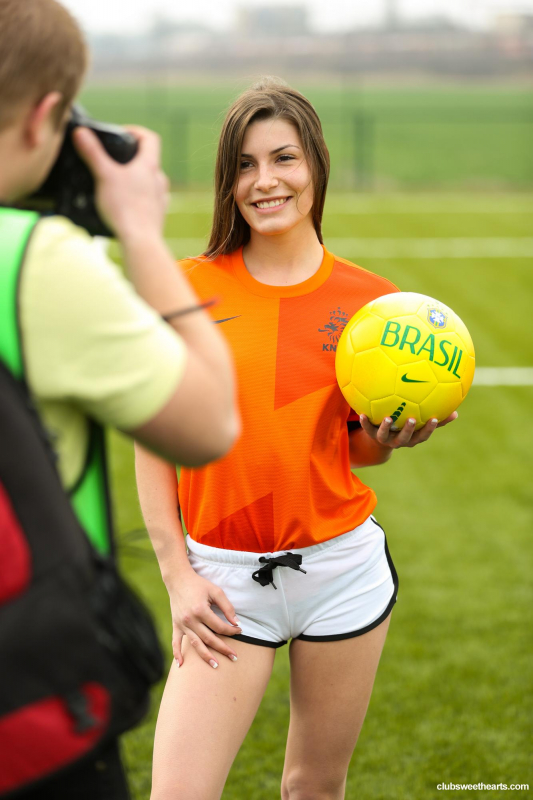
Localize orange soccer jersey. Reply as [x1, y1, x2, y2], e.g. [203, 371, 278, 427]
[178, 246, 398, 553]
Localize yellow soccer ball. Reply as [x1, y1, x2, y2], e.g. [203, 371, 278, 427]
[335, 292, 475, 430]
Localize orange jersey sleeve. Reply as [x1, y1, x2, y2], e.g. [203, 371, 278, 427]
[178, 246, 399, 553]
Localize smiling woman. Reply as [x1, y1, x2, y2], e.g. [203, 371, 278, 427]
[234, 117, 324, 284]
[237, 130, 310, 217]
[134, 76, 458, 800]
[205, 78, 329, 261]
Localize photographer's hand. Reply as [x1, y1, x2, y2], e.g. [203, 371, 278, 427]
[73, 125, 169, 241]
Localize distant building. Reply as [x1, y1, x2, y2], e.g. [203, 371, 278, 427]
[384, 0, 400, 30]
[493, 12, 533, 58]
[495, 13, 533, 35]
[237, 6, 308, 37]
[86, 6, 533, 80]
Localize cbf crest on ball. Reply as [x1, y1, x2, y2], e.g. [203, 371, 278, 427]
[335, 292, 475, 430]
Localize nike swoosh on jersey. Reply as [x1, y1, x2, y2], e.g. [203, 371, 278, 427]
[214, 315, 242, 324]
[401, 374, 429, 383]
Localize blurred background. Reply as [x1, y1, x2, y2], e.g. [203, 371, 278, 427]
[61, 0, 532, 797]
[66, 0, 533, 192]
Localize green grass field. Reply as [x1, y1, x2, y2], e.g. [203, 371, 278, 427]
[80, 84, 533, 190]
[106, 191, 533, 799]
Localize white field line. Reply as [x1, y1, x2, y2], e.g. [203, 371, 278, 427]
[325, 238, 533, 258]
[473, 368, 533, 386]
[164, 237, 533, 259]
[105, 243, 533, 387]
[167, 193, 533, 215]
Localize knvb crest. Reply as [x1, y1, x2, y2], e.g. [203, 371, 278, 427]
[319, 307, 349, 351]
[427, 307, 448, 329]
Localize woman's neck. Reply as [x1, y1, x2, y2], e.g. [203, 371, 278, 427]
[242, 221, 324, 287]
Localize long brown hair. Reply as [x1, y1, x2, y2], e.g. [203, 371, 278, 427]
[205, 78, 330, 258]
[0, 0, 87, 132]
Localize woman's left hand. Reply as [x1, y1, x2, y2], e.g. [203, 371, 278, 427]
[359, 411, 458, 450]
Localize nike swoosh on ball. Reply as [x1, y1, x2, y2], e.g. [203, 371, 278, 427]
[400, 374, 429, 383]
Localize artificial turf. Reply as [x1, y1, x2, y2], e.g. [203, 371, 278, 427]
[106, 191, 533, 799]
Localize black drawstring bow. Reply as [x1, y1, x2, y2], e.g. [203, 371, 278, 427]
[251, 553, 307, 589]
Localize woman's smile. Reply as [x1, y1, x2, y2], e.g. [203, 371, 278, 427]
[250, 196, 292, 213]
[236, 118, 314, 237]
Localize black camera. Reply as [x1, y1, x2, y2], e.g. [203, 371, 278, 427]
[22, 106, 138, 237]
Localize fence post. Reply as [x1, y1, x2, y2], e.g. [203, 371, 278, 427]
[354, 112, 374, 191]
[168, 112, 188, 187]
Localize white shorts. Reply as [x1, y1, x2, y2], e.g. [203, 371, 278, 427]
[186, 515, 398, 648]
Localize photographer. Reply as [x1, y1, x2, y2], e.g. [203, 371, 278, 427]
[0, 0, 239, 797]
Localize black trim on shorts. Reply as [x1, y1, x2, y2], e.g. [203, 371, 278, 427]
[294, 519, 399, 643]
[229, 633, 288, 649]
[207, 625, 288, 649]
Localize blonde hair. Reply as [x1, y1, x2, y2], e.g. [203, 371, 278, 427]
[205, 78, 330, 258]
[0, 0, 88, 131]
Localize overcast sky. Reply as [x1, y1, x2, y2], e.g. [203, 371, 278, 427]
[59, 0, 533, 35]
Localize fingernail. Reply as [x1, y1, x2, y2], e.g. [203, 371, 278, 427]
[174, 659, 180, 668]
[408, 418, 416, 424]
[209, 659, 218, 669]
[233, 617, 240, 626]
[359, 414, 365, 421]
[229, 655, 238, 662]
[431, 418, 438, 425]
[385, 417, 392, 424]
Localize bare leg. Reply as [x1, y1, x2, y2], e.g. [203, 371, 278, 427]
[281, 616, 391, 800]
[151, 635, 276, 800]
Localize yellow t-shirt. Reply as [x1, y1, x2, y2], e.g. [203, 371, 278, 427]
[19, 217, 186, 489]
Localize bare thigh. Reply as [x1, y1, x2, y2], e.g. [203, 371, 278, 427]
[151, 635, 276, 800]
[281, 616, 391, 800]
